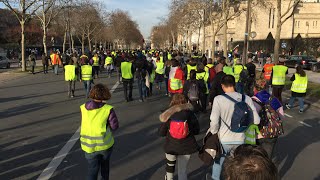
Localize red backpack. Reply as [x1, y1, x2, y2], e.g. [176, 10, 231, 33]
[169, 119, 189, 139]
[206, 65, 216, 83]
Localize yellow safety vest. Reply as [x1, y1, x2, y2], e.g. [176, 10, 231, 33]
[81, 65, 93, 81]
[64, 65, 77, 81]
[121, 62, 133, 79]
[168, 53, 172, 60]
[196, 71, 209, 94]
[187, 64, 197, 80]
[155, 62, 165, 74]
[150, 69, 155, 83]
[92, 57, 99, 66]
[80, 104, 114, 153]
[105, 57, 113, 65]
[291, 73, 308, 93]
[234, 65, 246, 83]
[170, 78, 183, 90]
[223, 66, 234, 76]
[160, 56, 164, 63]
[272, 65, 288, 85]
[205, 64, 214, 73]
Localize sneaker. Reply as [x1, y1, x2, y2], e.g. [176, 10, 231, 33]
[139, 99, 144, 102]
[299, 110, 303, 113]
[285, 104, 291, 109]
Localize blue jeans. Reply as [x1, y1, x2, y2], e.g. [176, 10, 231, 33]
[288, 96, 304, 111]
[53, 64, 59, 75]
[212, 144, 240, 180]
[83, 80, 92, 98]
[85, 147, 113, 180]
[137, 78, 147, 100]
[236, 82, 244, 94]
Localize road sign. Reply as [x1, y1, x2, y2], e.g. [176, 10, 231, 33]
[281, 43, 287, 48]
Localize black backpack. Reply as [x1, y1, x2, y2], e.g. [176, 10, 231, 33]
[239, 65, 249, 83]
[188, 81, 200, 102]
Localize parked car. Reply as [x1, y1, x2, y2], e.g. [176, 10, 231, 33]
[284, 55, 317, 69]
[311, 61, 320, 72]
[0, 55, 10, 69]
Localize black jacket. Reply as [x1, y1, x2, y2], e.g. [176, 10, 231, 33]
[209, 71, 226, 103]
[245, 62, 256, 78]
[183, 79, 206, 100]
[159, 104, 200, 155]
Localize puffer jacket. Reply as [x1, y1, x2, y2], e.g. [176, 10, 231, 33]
[158, 103, 200, 155]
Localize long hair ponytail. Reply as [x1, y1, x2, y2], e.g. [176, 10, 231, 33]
[296, 65, 306, 77]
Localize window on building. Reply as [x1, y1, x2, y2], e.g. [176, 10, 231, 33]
[268, 8, 272, 28]
[272, 8, 275, 28]
[298, 21, 300, 28]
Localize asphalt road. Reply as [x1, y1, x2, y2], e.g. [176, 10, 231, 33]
[0, 69, 319, 180]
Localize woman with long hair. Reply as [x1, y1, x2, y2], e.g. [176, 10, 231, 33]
[286, 65, 308, 113]
[159, 94, 199, 180]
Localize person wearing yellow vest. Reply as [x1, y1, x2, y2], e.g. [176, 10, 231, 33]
[196, 64, 209, 112]
[186, 59, 197, 80]
[121, 58, 135, 102]
[169, 60, 185, 94]
[80, 58, 94, 99]
[233, 62, 248, 94]
[286, 65, 308, 113]
[80, 84, 119, 180]
[155, 57, 165, 90]
[105, 55, 114, 78]
[50, 50, 61, 75]
[91, 53, 100, 79]
[271, 60, 288, 104]
[64, 60, 78, 98]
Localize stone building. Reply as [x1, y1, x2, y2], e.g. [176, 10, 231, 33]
[177, 0, 320, 57]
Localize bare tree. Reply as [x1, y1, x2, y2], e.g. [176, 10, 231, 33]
[1, 0, 41, 71]
[274, 0, 301, 63]
[35, 0, 58, 55]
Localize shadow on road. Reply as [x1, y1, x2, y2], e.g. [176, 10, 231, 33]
[275, 118, 320, 178]
[0, 133, 73, 180]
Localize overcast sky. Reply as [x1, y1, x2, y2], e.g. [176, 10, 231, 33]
[103, 0, 171, 39]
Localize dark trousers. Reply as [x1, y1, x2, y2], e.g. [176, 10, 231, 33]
[148, 83, 153, 96]
[43, 64, 48, 73]
[67, 81, 75, 97]
[272, 86, 284, 104]
[123, 79, 133, 101]
[93, 66, 100, 77]
[165, 78, 169, 94]
[85, 147, 113, 180]
[200, 94, 207, 112]
[257, 138, 278, 159]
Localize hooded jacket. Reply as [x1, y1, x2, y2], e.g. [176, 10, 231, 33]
[158, 103, 200, 155]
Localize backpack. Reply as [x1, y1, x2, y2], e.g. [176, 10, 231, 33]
[222, 94, 254, 132]
[206, 65, 216, 83]
[169, 119, 189, 139]
[188, 81, 200, 102]
[239, 65, 249, 83]
[253, 97, 284, 138]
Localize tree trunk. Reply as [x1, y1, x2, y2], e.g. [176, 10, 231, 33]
[202, 22, 205, 54]
[188, 30, 192, 53]
[82, 33, 85, 54]
[88, 32, 92, 52]
[43, 26, 47, 55]
[171, 31, 175, 49]
[71, 34, 75, 53]
[274, 0, 282, 64]
[223, 0, 229, 58]
[21, 21, 26, 72]
[198, 26, 201, 51]
[63, 28, 67, 53]
[212, 34, 216, 61]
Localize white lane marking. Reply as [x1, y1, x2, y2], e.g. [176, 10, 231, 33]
[37, 81, 120, 180]
[284, 113, 293, 118]
[299, 121, 312, 128]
